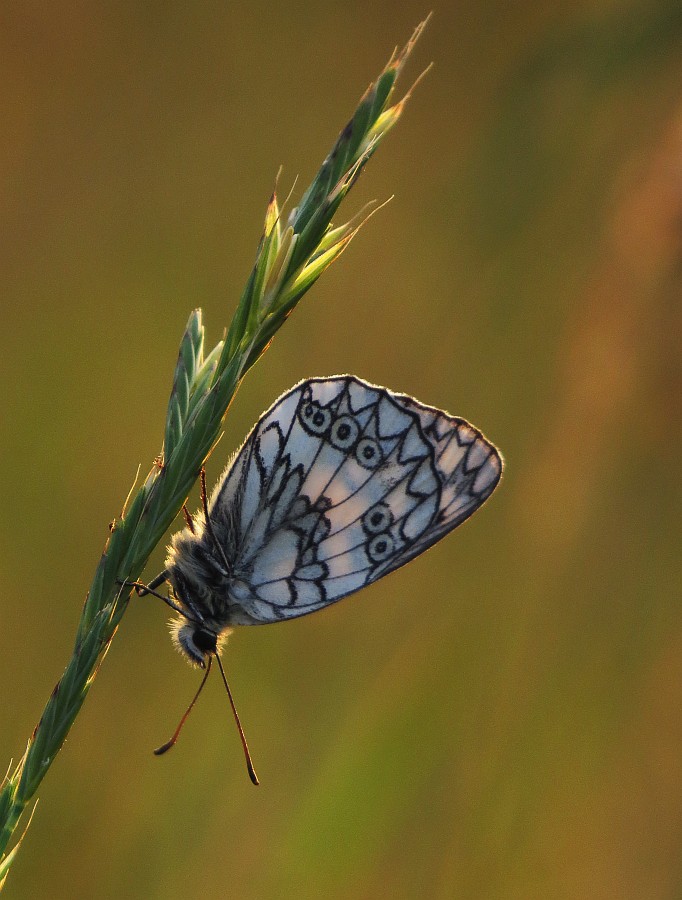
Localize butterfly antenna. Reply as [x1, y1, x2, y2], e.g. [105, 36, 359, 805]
[214, 652, 260, 786]
[154, 658, 212, 755]
[200, 467, 233, 577]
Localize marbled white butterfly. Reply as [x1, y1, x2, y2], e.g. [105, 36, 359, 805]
[134, 376, 503, 781]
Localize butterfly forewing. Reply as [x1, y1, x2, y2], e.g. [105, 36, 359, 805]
[208, 376, 502, 623]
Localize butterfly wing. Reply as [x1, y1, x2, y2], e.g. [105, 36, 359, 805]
[209, 376, 503, 624]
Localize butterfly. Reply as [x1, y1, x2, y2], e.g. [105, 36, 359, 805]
[133, 375, 503, 782]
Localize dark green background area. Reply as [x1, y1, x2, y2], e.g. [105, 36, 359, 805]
[1, 2, 681, 898]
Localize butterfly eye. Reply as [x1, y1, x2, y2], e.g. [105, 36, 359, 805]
[355, 437, 383, 469]
[330, 415, 359, 450]
[300, 400, 331, 435]
[367, 532, 395, 562]
[193, 629, 218, 654]
[362, 502, 394, 534]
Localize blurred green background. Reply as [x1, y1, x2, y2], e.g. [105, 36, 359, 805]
[1, 2, 681, 898]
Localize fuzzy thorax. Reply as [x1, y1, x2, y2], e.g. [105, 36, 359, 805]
[165, 525, 239, 667]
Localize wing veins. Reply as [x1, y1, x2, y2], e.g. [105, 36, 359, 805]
[212, 377, 501, 621]
[293, 380, 440, 554]
[233, 384, 318, 558]
[253, 479, 441, 585]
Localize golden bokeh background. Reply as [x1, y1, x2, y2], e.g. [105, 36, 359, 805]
[1, 2, 681, 898]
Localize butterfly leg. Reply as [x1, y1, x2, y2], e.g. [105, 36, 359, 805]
[117, 576, 190, 620]
[182, 504, 196, 534]
[135, 570, 170, 595]
[198, 466, 233, 576]
[200, 467, 210, 523]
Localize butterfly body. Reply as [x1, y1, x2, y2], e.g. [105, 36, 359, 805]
[163, 375, 503, 667]
[166, 521, 262, 665]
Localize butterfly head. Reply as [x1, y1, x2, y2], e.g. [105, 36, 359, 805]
[172, 621, 221, 668]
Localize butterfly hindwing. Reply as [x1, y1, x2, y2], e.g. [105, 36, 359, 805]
[208, 376, 502, 623]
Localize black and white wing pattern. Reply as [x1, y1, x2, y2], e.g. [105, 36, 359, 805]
[209, 376, 502, 624]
